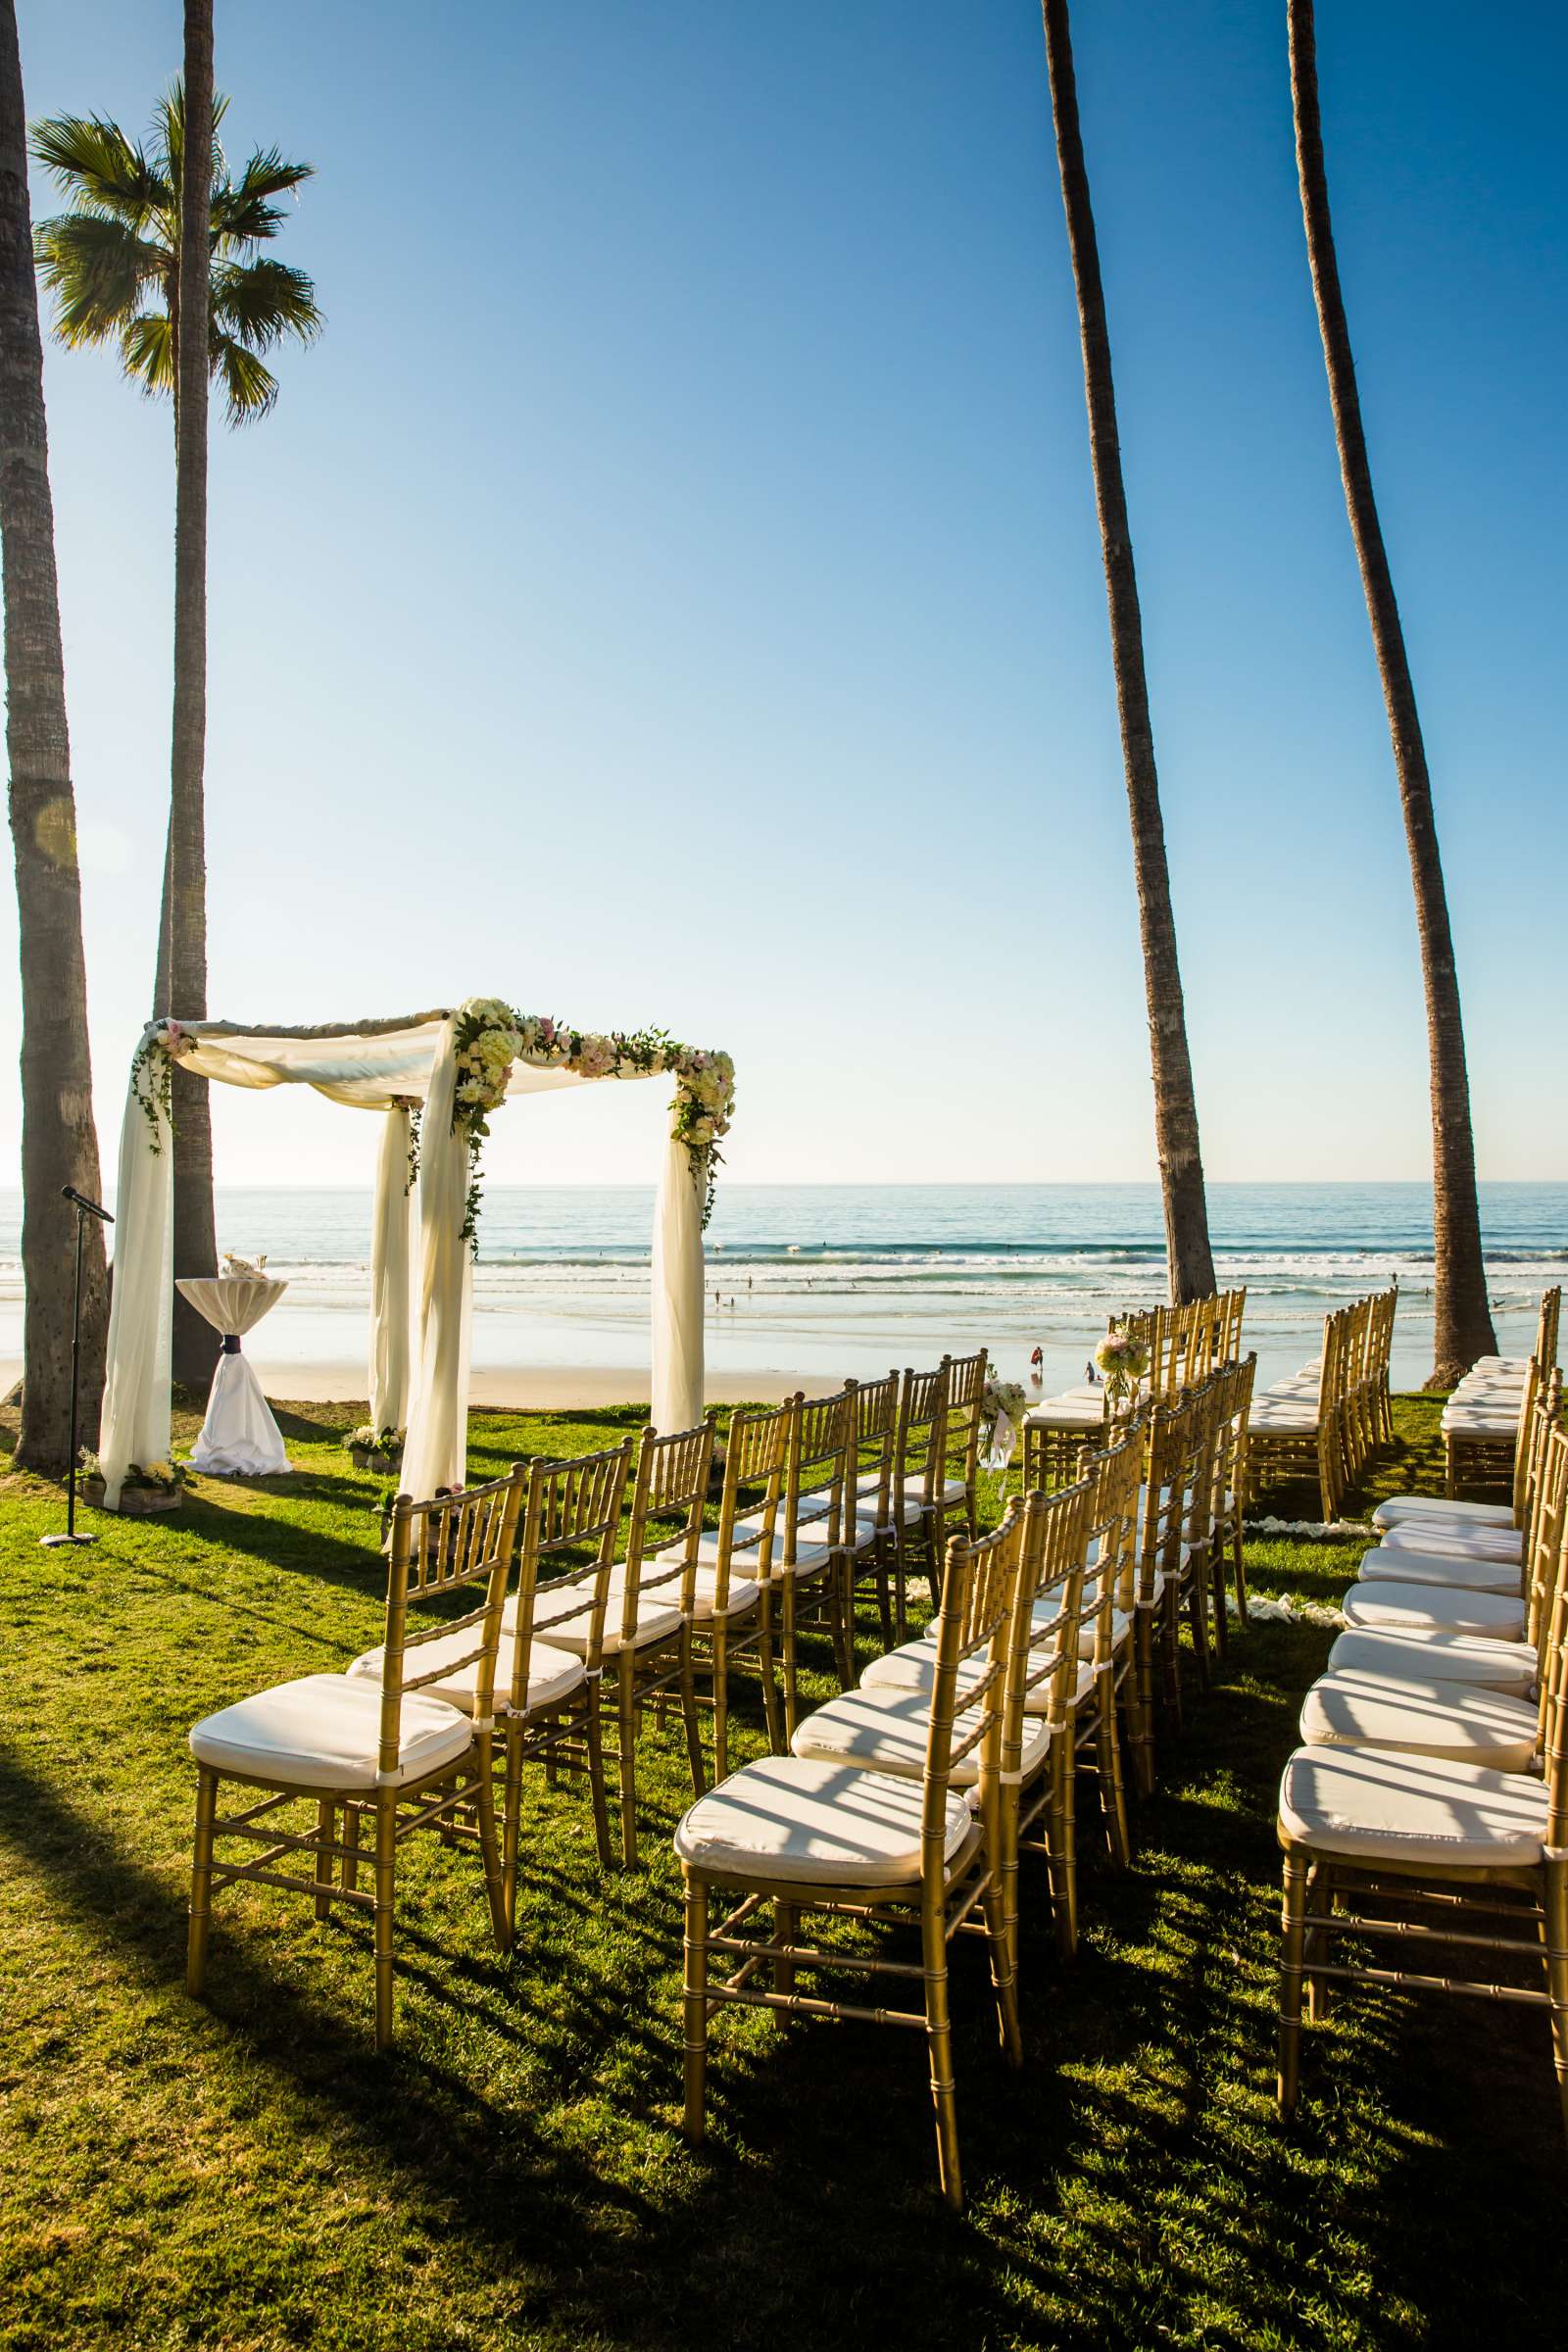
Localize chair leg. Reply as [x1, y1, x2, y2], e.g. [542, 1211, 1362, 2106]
[1278, 1847, 1309, 2116]
[982, 1870, 1023, 2068]
[1130, 1615, 1157, 1797]
[1160, 1588, 1184, 1731]
[186, 1767, 219, 1997]
[373, 1793, 397, 2051]
[774, 1896, 797, 2009]
[892, 1529, 908, 1646]
[314, 1800, 336, 1921]
[1210, 1552, 1229, 1658]
[1051, 1737, 1077, 1964]
[922, 1890, 963, 2211]
[584, 1696, 614, 1870]
[501, 1726, 523, 1943]
[1544, 1858, 1568, 2144]
[712, 1622, 731, 1785]
[1231, 1525, 1250, 1626]
[781, 1580, 801, 1745]
[473, 1735, 510, 1952]
[616, 1651, 640, 1868]
[1188, 1556, 1212, 1692]
[875, 1543, 894, 1649]
[682, 1871, 710, 2139]
[1097, 1681, 1132, 1868]
[678, 1625, 707, 1796]
[758, 1594, 785, 1755]
[342, 1801, 361, 1891]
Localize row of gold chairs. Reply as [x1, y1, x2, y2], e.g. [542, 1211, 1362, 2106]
[676, 1354, 1259, 2206]
[1441, 1285, 1561, 1495]
[183, 1352, 993, 2046]
[1246, 1286, 1396, 1520]
[1023, 1287, 1248, 1485]
[1276, 1364, 1568, 2135]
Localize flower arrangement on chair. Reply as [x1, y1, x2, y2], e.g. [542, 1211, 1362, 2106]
[980, 1376, 1029, 1468]
[1094, 1321, 1151, 1410]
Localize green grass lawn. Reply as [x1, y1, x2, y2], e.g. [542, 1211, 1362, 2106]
[1, 1392, 1564, 2352]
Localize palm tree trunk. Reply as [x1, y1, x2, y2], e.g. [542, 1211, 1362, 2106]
[1039, 0, 1215, 1303]
[158, 0, 219, 1388]
[1288, 0, 1495, 1386]
[0, 0, 109, 1470]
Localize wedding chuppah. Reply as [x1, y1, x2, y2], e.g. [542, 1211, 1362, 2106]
[95, 999, 735, 1509]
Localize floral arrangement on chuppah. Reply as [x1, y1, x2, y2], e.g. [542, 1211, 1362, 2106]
[127, 1017, 189, 1148]
[1094, 1319, 1151, 1409]
[980, 1375, 1029, 1469]
[450, 996, 735, 1250]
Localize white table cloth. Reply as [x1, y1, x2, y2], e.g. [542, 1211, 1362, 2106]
[177, 1275, 294, 1477]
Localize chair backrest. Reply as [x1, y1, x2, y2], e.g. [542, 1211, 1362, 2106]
[381, 1465, 525, 1768]
[1523, 1370, 1565, 1655]
[691, 1399, 794, 1615]
[785, 1388, 855, 1558]
[896, 1363, 950, 1516]
[1138, 1394, 1195, 1602]
[1537, 1285, 1562, 1373]
[847, 1369, 901, 1527]
[507, 1442, 634, 1703]
[1511, 1354, 1544, 1527]
[1075, 1424, 1144, 1660]
[940, 1349, 989, 1493]
[1009, 1475, 1095, 1750]
[615, 1414, 719, 1646]
[1534, 1426, 1568, 1841]
[921, 1502, 1030, 1872]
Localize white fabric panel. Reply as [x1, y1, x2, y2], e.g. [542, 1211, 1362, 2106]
[97, 1069, 174, 1507]
[177, 1020, 449, 1108]
[651, 1117, 705, 1434]
[369, 1105, 413, 1433]
[401, 1018, 472, 1500]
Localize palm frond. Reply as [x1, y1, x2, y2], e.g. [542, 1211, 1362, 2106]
[33, 212, 167, 346]
[211, 256, 322, 352]
[212, 146, 316, 251]
[28, 114, 170, 226]
[153, 79, 229, 195]
[210, 331, 278, 424]
[120, 309, 174, 399]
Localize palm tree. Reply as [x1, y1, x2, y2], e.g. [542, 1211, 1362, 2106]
[1287, 0, 1496, 1386]
[1037, 0, 1216, 1302]
[0, 0, 109, 1471]
[31, 68, 320, 1381]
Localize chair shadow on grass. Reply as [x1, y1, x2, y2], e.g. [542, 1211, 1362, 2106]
[4, 1600, 1567, 2351]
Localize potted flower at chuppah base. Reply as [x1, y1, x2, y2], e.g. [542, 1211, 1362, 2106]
[344, 1425, 404, 1475]
[78, 1450, 187, 1516]
[1094, 1320, 1151, 1413]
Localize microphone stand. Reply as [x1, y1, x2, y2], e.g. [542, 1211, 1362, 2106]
[39, 1186, 113, 1549]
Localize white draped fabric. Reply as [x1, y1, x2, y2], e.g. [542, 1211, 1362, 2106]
[98, 1074, 174, 1505]
[178, 1276, 293, 1476]
[95, 1004, 718, 1509]
[368, 1104, 413, 1433]
[652, 1130, 705, 1435]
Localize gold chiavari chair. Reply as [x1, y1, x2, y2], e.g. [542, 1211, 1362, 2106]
[188, 1466, 523, 2047]
[889, 1362, 951, 1619]
[934, 1348, 989, 1551]
[1276, 1481, 1568, 2140]
[675, 1503, 1029, 2211]
[528, 1416, 716, 1867]
[774, 1388, 857, 1740]
[1133, 1392, 1198, 1773]
[840, 1368, 902, 1649]
[660, 1399, 793, 1784]
[1206, 1354, 1256, 1645]
[494, 1443, 635, 1915]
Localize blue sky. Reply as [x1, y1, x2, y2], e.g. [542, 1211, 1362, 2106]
[3, 0, 1563, 1195]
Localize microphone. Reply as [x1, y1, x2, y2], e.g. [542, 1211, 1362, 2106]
[61, 1185, 115, 1225]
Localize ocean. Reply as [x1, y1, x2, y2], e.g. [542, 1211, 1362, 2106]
[1, 1182, 1562, 1396]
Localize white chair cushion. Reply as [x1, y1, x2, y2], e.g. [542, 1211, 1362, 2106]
[683, 1563, 760, 1620]
[673, 1753, 972, 1886]
[1373, 1496, 1514, 1532]
[1342, 1581, 1526, 1641]
[530, 1568, 683, 1657]
[790, 1685, 1054, 1788]
[1277, 1744, 1547, 1868]
[1378, 1520, 1523, 1565]
[1024, 1396, 1104, 1430]
[1354, 1545, 1520, 1597]
[191, 1672, 473, 1791]
[1298, 1672, 1539, 1772]
[1248, 1400, 1320, 1433]
[346, 1619, 586, 1718]
[858, 1638, 1095, 1718]
[1327, 1625, 1538, 1697]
